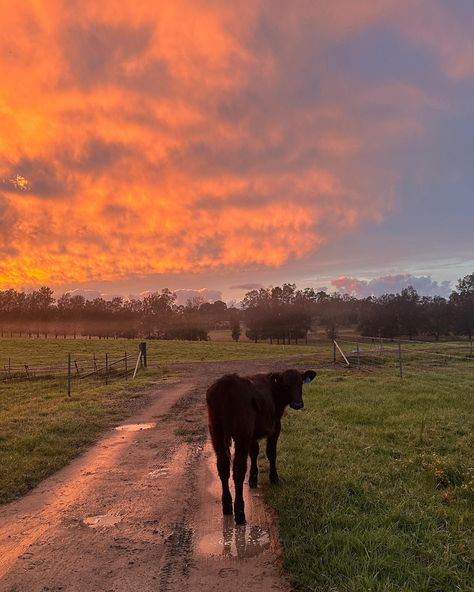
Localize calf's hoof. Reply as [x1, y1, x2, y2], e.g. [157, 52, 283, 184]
[248, 475, 258, 488]
[234, 511, 246, 525]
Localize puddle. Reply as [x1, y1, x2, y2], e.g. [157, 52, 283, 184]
[83, 514, 122, 528]
[198, 517, 270, 558]
[115, 422, 156, 432]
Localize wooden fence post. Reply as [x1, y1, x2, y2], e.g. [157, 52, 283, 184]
[139, 342, 147, 368]
[334, 340, 350, 367]
[333, 340, 336, 364]
[133, 351, 142, 379]
[356, 342, 360, 370]
[124, 352, 128, 379]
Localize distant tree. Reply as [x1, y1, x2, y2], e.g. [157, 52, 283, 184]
[241, 284, 311, 344]
[142, 289, 177, 337]
[396, 286, 422, 339]
[450, 273, 474, 340]
[357, 297, 379, 336]
[231, 319, 241, 342]
[199, 300, 228, 329]
[374, 294, 400, 339]
[319, 294, 343, 340]
[421, 296, 451, 341]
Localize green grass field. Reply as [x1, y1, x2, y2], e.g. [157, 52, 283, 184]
[265, 367, 474, 592]
[0, 335, 323, 366]
[0, 337, 325, 505]
[2, 336, 473, 590]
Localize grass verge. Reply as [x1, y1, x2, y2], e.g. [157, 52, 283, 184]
[265, 367, 474, 592]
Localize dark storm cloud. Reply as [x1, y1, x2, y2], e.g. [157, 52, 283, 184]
[61, 21, 162, 89]
[67, 138, 131, 172]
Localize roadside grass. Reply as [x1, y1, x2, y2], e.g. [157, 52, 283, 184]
[0, 370, 163, 505]
[265, 367, 474, 592]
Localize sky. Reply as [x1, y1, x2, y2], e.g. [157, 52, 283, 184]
[0, 1, 473, 303]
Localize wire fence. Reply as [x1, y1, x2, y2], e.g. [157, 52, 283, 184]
[333, 336, 473, 378]
[0, 343, 148, 395]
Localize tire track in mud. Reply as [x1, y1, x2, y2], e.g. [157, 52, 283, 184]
[157, 386, 207, 592]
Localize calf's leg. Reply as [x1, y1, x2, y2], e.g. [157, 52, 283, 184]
[216, 448, 233, 515]
[249, 440, 259, 488]
[266, 420, 281, 484]
[233, 439, 250, 524]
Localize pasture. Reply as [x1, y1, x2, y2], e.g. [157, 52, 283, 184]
[266, 366, 474, 592]
[1, 336, 473, 590]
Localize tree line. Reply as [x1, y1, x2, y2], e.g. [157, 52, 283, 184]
[241, 274, 474, 342]
[0, 273, 472, 342]
[0, 287, 231, 340]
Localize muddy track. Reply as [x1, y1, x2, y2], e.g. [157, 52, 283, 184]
[0, 359, 307, 592]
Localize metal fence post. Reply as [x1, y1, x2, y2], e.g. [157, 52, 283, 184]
[125, 351, 128, 379]
[398, 341, 403, 379]
[67, 353, 71, 397]
[333, 340, 336, 364]
[357, 342, 360, 370]
[105, 353, 109, 385]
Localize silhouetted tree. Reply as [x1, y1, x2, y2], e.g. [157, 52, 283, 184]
[450, 273, 474, 340]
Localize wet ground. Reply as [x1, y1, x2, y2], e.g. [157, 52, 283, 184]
[0, 359, 297, 591]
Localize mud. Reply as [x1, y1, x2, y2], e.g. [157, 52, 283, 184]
[115, 422, 156, 432]
[0, 359, 302, 591]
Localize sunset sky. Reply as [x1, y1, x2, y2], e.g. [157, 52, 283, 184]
[1, 1, 473, 303]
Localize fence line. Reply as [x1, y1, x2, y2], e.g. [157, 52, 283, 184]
[1, 342, 148, 395]
[333, 337, 473, 379]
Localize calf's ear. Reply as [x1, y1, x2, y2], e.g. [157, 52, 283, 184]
[270, 372, 282, 385]
[302, 370, 317, 384]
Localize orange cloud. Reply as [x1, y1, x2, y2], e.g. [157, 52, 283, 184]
[0, 0, 461, 287]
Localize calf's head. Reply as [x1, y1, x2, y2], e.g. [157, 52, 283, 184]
[271, 369, 317, 410]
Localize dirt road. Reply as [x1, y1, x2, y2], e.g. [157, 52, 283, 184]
[0, 360, 295, 592]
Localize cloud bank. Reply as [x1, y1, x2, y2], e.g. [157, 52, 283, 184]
[0, 1, 473, 287]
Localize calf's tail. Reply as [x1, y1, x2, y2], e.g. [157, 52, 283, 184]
[206, 378, 233, 456]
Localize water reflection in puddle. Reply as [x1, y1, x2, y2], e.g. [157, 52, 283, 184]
[83, 514, 122, 528]
[198, 516, 270, 558]
[115, 422, 156, 432]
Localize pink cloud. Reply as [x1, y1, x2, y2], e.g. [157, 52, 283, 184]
[332, 274, 452, 298]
